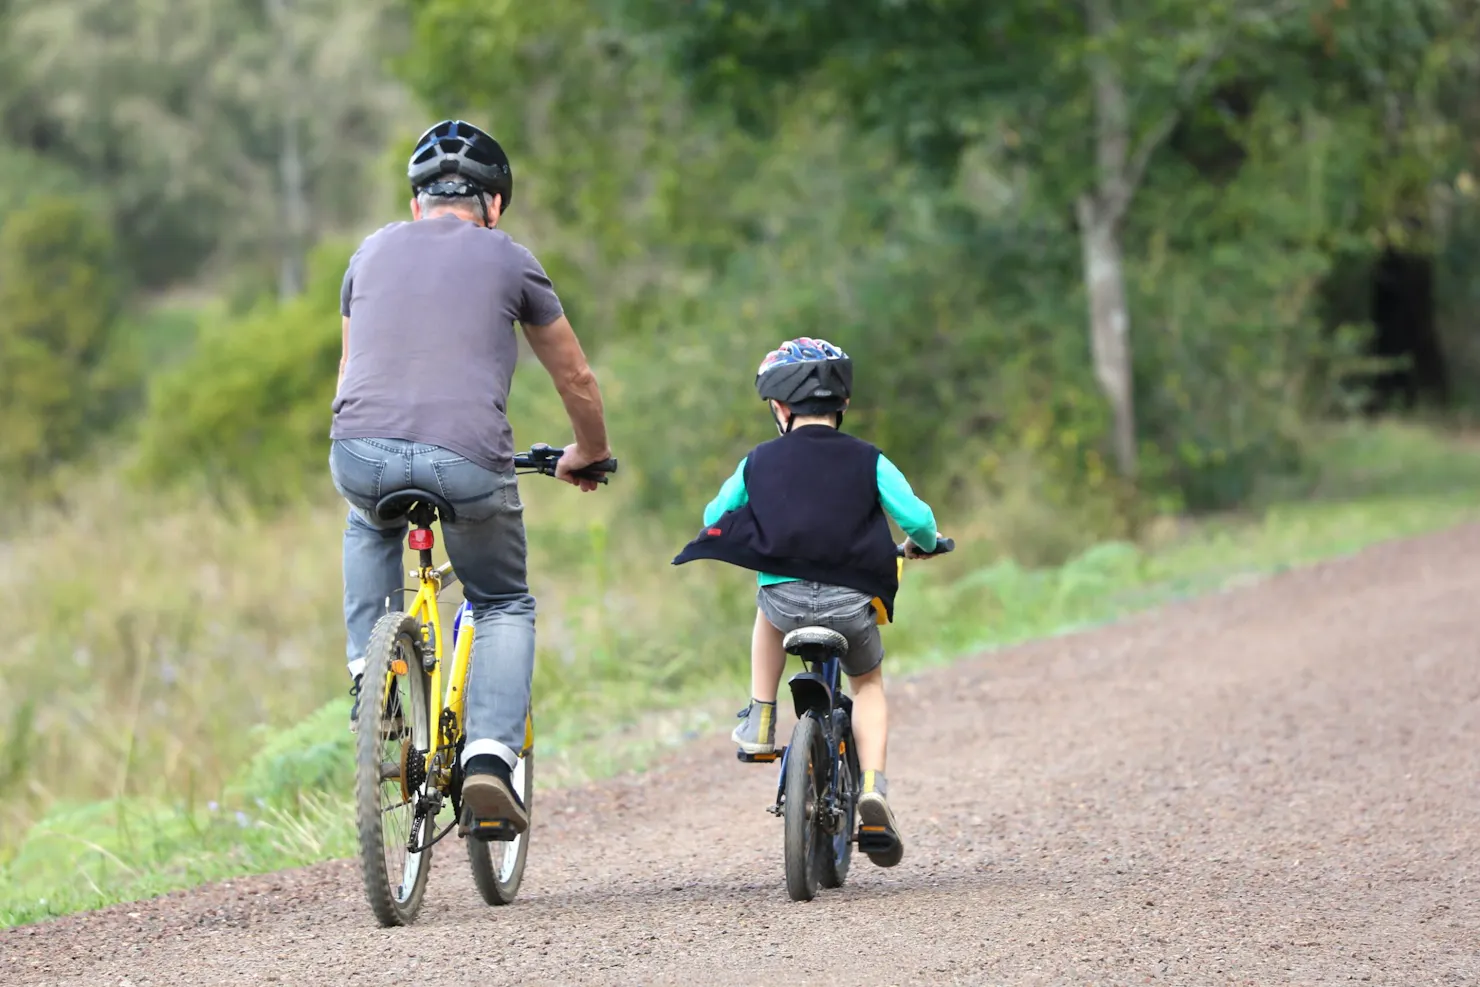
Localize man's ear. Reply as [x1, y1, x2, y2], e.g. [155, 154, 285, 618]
[486, 193, 504, 228]
[410, 197, 423, 220]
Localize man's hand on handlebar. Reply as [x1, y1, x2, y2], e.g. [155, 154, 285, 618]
[556, 442, 613, 492]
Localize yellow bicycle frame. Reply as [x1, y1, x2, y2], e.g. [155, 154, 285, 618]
[388, 560, 534, 791]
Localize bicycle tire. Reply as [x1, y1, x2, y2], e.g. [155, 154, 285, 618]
[819, 713, 859, 889]
[783, 714, 825, 902]
[355, 612, 434, 926]
[466, 750, 534, 905]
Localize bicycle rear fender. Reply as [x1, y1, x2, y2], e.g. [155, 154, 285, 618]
[787, 670, 832, 719]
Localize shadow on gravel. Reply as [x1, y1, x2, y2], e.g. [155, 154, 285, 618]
[513, 867, 1001, 914]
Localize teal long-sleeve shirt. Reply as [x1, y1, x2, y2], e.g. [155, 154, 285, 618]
[701, 452, 938, 587]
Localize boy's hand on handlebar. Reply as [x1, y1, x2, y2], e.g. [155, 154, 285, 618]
[556, 442, 611, 492]
[903, 534, 952, 559]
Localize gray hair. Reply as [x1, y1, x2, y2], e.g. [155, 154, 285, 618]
[416, 185, 489, 220]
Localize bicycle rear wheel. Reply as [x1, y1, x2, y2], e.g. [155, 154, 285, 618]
[467, 749, 534, 905]
[819, 714, 859, 889]
[355, 612, 434, 926]
[782, 713, 826, 902]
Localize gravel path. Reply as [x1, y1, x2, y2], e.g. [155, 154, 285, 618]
[5, 526, 1478, 985]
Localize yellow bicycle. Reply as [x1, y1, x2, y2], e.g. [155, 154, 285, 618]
[354, 444, 617, 926]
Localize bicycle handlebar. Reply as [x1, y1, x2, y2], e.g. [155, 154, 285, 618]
[897, 536, 955, 558]
[512, 443, 619, 485]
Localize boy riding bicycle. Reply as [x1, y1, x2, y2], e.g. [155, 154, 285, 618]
[673, 337, 943, 867]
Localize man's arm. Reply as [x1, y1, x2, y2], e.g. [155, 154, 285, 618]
[338, 244, 358, 393]
[522, 314, 611, 486]
[338, 315, 350, 390]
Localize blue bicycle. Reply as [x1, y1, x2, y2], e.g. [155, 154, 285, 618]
[741, 537, 954, 901]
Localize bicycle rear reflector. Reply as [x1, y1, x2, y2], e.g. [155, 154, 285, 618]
[409, 529, 435, 550]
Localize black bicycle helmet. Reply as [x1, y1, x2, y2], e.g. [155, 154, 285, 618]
[407, 120, 513, 210]
[755, 337, 853, 417]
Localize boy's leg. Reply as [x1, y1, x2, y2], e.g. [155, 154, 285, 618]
[750, 608, 786, 702]
[733, 608, 785, 754]
[820, 587, 903, 868]
[846, 665, 887, 774]
[851, 661, 903, 867]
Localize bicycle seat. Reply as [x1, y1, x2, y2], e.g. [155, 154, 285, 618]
[782, 626, 849, 657]
[372, 488, 457, 523]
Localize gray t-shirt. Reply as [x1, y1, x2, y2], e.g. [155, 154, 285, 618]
[332, 214, 563, 471]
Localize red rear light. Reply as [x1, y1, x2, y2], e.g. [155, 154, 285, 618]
[408, 528, 434, 550]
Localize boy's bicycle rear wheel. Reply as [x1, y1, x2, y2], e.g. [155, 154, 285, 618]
[466, 750, 534, 905]
[819, 714, 859, 889]
[355, 612, 434, 927]
[783, 713, 827, 902]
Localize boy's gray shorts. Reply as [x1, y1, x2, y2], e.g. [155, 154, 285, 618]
[756, 580, 884, 677]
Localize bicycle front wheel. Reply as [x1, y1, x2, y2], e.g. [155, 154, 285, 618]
[355, 612, 434, 927]
[467, 747, 534, 905]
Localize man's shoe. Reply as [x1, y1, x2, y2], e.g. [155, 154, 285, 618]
[856, 770, 904, 867]
[461, 754, 529, 837]
[731, 700, 777, 755]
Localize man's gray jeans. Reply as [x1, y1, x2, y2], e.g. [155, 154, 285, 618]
[330, 437, 533, 769]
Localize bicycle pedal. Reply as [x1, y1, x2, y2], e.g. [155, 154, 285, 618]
[856, 825, 900, 855]
[460, 809, 518, 842]
[468, 818, 519, 842]
[736, 747, 783, 763]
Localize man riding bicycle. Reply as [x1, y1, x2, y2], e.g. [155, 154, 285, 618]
[331, 120, 612, 833]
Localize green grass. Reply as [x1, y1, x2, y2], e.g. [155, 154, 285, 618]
[3, 419, 1478, 927]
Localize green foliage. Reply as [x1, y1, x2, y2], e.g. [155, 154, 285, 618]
[0, 196, 122, 492]
[229, 701, 353, 807]
[0, 0, 411, 288]
[132, 242, 349, 504]
[635, 0, 1480, 505]
[0, 793, 353, 927]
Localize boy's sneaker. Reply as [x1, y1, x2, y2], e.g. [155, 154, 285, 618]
[731, 700, 777, 754]
[856, 770, 904, 868]
[462, 754, 529, 836]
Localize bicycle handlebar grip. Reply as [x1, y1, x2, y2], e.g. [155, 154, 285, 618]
[567, 457, 618, 482]
[514, 448, 618, 482]
[896, 536, 955, 558]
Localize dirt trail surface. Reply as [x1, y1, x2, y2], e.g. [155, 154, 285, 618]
[7, 528, 1479, 986]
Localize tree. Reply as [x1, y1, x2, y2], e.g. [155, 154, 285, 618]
[647, 0, 1367, 484]
[0, 0, 411, 292]
[0, 197, 121, 491]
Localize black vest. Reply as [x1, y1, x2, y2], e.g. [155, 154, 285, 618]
[672, 426, 901, 619]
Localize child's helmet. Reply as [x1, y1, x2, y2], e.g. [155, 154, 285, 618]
[755, 337, 853, 414]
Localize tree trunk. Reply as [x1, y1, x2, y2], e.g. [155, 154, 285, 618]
[1076, 196, 1137, 481]
[1079, 0, 1137, 482]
